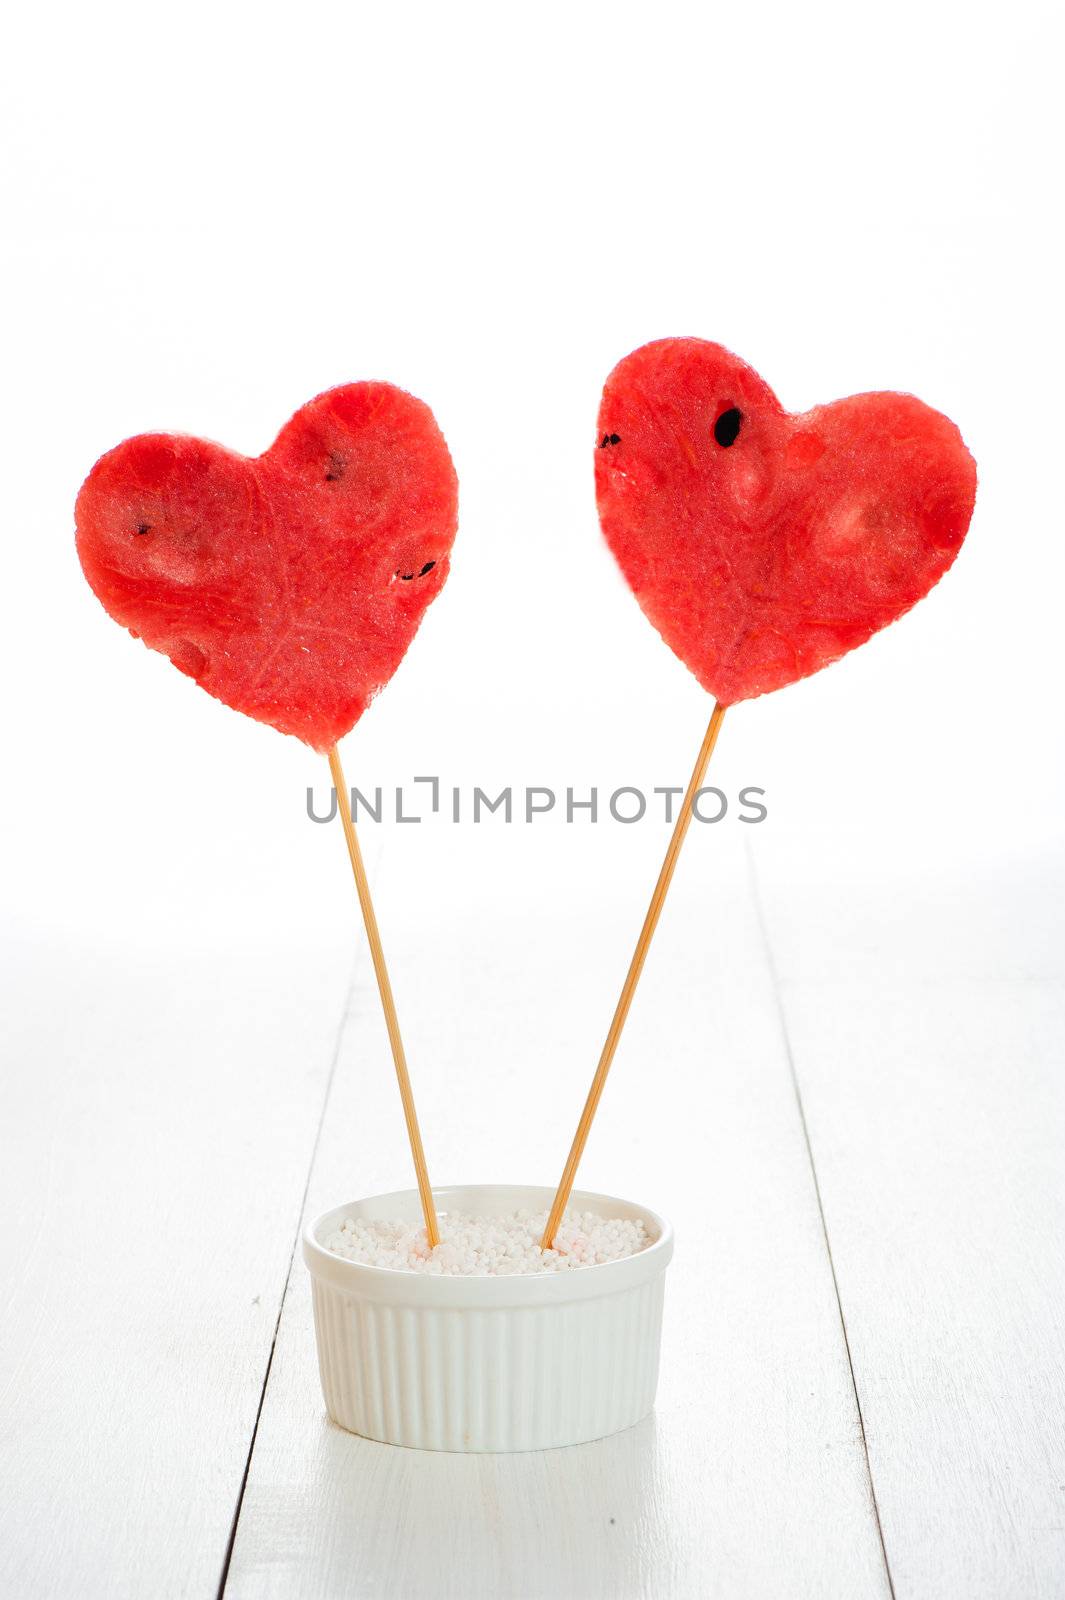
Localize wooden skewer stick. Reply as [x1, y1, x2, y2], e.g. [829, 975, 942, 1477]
[541, 702, 727, 1249]
[327, 744, 440, 1248]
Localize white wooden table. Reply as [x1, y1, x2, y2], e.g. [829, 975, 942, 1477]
[3, 819, 1063, 1599]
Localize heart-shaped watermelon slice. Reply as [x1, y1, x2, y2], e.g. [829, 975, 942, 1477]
[76, 383, 458, 750]
[595, 340, 976, 705]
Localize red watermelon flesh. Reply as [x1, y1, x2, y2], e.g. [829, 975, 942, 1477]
[595, 340, 976, 705]
[76, 383, 458, 750]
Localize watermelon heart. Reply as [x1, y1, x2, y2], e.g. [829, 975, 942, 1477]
[595, 340, 976, 705]
[76, 383, 458, 750]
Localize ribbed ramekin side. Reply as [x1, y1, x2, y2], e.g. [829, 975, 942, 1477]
[311, 1277, 351, 1431]
[311, 1272, 667, 1452]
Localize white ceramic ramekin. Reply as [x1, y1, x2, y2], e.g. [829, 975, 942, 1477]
[304, 1183, 673, 1452]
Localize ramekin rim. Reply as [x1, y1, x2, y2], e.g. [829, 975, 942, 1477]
[302, 1182, 673, 1290]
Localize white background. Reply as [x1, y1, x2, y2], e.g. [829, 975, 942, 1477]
[2, 4, 1063, 1598]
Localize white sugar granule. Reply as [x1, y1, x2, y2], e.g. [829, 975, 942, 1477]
[323, 1208, 650, 1275]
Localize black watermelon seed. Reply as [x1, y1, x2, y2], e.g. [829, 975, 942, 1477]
[714, 408, 742, 448]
